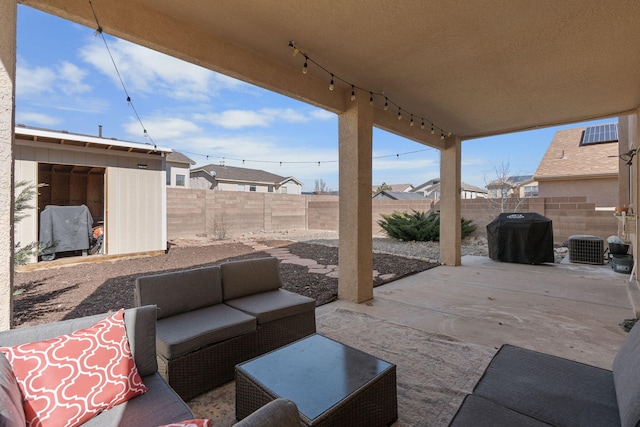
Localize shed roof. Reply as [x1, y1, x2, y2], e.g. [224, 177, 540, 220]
[15, 125, 171, 155]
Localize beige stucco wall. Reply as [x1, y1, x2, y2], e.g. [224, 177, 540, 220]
[166, 161, 190, 188]
[14, 138, 167, 262]
[538, 177, 618, 208]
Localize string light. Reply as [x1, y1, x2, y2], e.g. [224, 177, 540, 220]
[178, 147, 433, 168]
[88, 0, 156, 151]
[288, 41, 452, 140]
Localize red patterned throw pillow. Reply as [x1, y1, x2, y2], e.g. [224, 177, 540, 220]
[158, 420, 211, 427]
[0, 309, 147, 427]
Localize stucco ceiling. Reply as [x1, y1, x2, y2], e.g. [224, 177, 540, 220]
[22, 0, 640, 146]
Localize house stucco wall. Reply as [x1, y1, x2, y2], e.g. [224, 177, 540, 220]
[538, 177, 618, 208]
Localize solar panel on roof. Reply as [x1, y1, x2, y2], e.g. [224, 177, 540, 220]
[580, 123, 618, 146]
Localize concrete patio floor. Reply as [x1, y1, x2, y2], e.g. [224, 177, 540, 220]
[317, 255, 639, 370]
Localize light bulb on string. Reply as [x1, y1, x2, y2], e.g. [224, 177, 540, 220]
[329, 75, 335, 91]
[351, 85, 356, 101]
[441, 131, 445, 140]
[369, 92, 374, 105]
[397, 108, 402, 120]
[431, 124, 435, 134]
[384, 97, 389, 111]
[410, 115, 415, 127]
[302, 57, 308, 74]
[421, 119, 425, 130]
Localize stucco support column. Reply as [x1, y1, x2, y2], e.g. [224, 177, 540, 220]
[0, 0, 17, 330]
[439, 137, 462, 266]
[338, 90, 373, 302]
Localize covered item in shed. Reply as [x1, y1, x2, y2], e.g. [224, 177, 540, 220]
[486, 212, 554, 264]
[39, 205, 94, 260]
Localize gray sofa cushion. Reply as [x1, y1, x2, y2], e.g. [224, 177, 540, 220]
[0, 352, 26, 426]
[235, 399, 300, 427]
[613, 322, 640, 427]
[156, 304, 256, 359]
[83, 373, 193, 427]
[225, 289, 316, 324]
[473, 344, 620, 427]
[221, 257, 282, 300]
[0, 306, 158, 378]
[449, 394, 553, 427]
[136, 266, 223, 319]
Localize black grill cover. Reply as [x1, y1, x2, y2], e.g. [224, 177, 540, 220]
[486, 212, 554, 264]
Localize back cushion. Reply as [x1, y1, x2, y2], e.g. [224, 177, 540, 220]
[221, 257, 282, 300]
[613, 321, 640, 427]
[135, 266, 222, 319]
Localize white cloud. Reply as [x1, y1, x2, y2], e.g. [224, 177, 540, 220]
[15, 112, 61, 126]
[196, 108, 329, 129]
[123, 116, 202, 141]
[57, 61, 91, 95]
[79, 37, 244, 102]
[309, 109, 335, 120]
[16, 61, 56, 96]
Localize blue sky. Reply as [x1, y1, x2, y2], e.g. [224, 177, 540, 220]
[15, 5, 615, 193]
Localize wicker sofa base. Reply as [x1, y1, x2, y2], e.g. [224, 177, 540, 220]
[258, 310, 317, 354]
[159, 330, 257, 401]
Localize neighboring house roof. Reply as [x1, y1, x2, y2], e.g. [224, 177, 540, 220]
[372, 190, 425, 200]
[412, 178, 488, 195]
[372, 183, 414, 193]
[535, 124, 619, 180]
[486, 175, 535, 188]
[192, 164, 302, 186]
[166, 151, 196, 165]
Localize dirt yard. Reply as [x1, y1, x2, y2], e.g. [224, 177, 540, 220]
[13, 237, 438, 328]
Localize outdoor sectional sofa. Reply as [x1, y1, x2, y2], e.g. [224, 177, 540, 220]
[0, 305, 302, 427]
[135, 256, 317, 400]
[449, 321, 640, 427]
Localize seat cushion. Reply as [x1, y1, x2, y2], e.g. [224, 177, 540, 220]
[449, 394, 553, 427]
[156, 305, 256, 359]
[83, 373, 194, 427]
[0, 352, 26, 426]
[613, 321, 640, 427]
[136, 266, 223, 320]
[221, 257, 282, 300]
[473, 344, 620, 427]
[225, 289, 316, 324]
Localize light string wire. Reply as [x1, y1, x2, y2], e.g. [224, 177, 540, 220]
[88, 0, 157, 151]
[289, 41, 452, 140]
[177, 147, 434, 168]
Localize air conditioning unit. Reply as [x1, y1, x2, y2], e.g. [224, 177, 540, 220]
[568, 235, 604, 265]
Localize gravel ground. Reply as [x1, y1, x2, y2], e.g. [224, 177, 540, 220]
[240, 230, 491, 261]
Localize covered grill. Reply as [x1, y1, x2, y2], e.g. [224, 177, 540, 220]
[486, 212, 554, 264]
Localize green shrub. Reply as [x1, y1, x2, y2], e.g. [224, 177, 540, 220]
[378, 210, 476, 242]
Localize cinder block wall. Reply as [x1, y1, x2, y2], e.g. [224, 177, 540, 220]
[167, 189, 619, 244]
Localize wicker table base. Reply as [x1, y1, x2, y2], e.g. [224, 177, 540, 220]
[236, 334, 397, 427]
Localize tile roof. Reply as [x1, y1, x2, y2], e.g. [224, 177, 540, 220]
[194, 164, 297, 184]
[535, 126, 619, 179]
[373, 191, 425, 200]
[166, 151, 196, 165]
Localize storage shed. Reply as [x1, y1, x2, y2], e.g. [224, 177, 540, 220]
[14, 126, 171, 263]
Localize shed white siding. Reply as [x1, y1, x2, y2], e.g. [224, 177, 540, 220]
[14, 138, 167, 262]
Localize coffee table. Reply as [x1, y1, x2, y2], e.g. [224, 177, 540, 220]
[235, 334, 397, 426]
